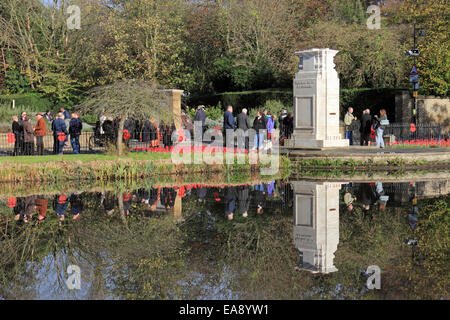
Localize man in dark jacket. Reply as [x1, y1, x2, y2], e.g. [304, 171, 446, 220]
[195, 105, 207, 138]
[69, 113, 82, 154]
[223, 106, 235, 130]
[360, 109, 372, 146]
[102, 117, 115, 144]
[223, 105, 235, 147]
[237, 108, 251, 150]
[52, 113, 68, 154]
[60, 107, 70, 120]
[18, 111, 27, 154]
[279, 109, 288, 140]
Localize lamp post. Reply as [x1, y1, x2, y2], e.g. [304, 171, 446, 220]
[406, 23, 425, 125]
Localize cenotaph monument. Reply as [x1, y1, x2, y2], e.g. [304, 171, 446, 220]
[292, 180, 341, 274]
[285, 48, 349, 149]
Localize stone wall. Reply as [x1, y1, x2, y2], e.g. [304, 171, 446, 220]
[395, 91, 450, 133]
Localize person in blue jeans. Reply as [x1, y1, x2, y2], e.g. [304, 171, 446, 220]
[252, 111, 267, 150]
[69, 113, 83, 154]
[344, 107, 357, 145]
[374, 109, 388, 148]
[52, 113, 68, 154]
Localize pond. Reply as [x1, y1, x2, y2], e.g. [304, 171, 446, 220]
[0, 179, 448, 300]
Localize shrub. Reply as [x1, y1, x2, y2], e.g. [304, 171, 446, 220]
[0, 93, 53, 111]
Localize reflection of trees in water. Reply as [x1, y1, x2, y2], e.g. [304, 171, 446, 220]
[0, 192, 187, 299]
[0, 187, 448, 300]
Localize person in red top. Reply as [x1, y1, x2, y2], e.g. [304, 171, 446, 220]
[34, 112, 47, 155]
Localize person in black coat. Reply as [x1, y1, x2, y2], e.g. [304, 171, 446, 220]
[102, 118, 116, 144]
[142, 119, 157, 143]
[359, 109, 372, 146]
[12, 116, 21, 156]
[195, 105, 207, 137]
[237, 108, 251, 150]
[69, 113, 83, 154]
[279, 109, 288, 140]
[283, 113, 293, 139]
[253, 110, 267, 150]
[124, 117, 136, 140]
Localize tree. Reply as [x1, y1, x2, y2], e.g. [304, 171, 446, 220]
[76, 79, 172, 155]
[382, 0, 450, 96]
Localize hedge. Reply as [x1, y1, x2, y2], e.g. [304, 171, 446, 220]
[186, 88, 402, 121]
[0, 93, 53, 110]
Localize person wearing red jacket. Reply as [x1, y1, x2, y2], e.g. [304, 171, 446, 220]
[34, 112, 47, 155]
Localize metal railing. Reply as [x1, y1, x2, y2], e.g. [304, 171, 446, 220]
[0, 127, 173, 156]
[352, 123, 448, 147]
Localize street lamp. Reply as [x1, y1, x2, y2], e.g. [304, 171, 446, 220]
[405, 23, 426, 125]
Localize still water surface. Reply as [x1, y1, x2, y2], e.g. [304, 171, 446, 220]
[1, 179, 449, 299]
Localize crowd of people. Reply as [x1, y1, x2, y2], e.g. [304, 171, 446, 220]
[11, 107, 82, 156]
[344, 107, 389, 148]
[221, 105, 294, 150]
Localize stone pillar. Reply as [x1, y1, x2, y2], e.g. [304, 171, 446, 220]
[292, 181, 341, 274]
[164, 89, 183, 130]
[286, 48, 349, 149]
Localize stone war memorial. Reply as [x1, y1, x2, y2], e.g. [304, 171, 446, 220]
[286, 48, 349, 149]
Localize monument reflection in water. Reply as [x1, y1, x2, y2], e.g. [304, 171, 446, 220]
[292, 181, 340, 274]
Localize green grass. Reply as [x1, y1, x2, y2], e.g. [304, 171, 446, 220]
[0, 152, 172, 164]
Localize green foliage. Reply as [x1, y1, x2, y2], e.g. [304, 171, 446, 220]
[0, 93, 53, 111]
[0, 0, 447, 99]
[4, 64, 31, 94]
[187, 89, 292, 112]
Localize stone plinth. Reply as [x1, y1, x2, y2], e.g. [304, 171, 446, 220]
[163, 89, 183, 130]
[286, 48, 349, 149]
[292, 181, 341, 274]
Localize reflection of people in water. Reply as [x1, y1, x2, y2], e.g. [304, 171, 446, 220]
[53, 195, 68, 221]
[102, 192, 116, 216]
[254, 184, 266, 214]
[161, 187, 177, 210]
[69, 193, 83, 220]
[344, 185, 357, 212]
[266, 181, 276, 197]
[123, 192, 133, 216]
[279, 181, 293, 211]
[359, 183, 377, 211]
[224, 187, 237, 220]
[197, 186, 207, 203]
[148, 188, 160, 212]
[237, 185, 250, 218]
[137, 188, 149, 203]
[22, 196, 36, 223]
[35, 197, 48, 221]
[13, 197, 25, 222]
[375, 182, 388, 211]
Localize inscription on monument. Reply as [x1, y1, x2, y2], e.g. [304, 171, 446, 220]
[294, 79, 315, 89]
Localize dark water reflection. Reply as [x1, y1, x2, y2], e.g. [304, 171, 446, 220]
[0, 180, 449, 300]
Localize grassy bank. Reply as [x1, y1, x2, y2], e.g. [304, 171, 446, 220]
[0, 152, 291, 183]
